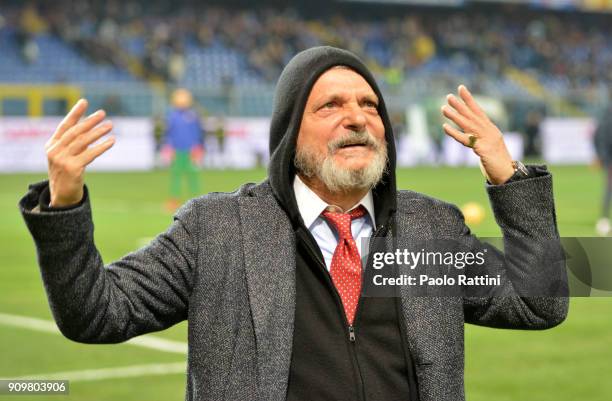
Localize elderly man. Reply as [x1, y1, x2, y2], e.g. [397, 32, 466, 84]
[20, 46, 567, 401]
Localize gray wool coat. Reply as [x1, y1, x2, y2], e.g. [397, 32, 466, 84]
[20, 173, 568, 401]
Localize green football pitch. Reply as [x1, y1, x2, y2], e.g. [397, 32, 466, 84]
[1, 165, 611, 400]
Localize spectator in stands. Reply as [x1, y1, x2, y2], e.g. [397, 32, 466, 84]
[16, 2, 46, 64]
[17, 32, 38, 64]
[162, 88, 205, 211]
[594, 100, 612, 236]
[168, 41, 186, 83]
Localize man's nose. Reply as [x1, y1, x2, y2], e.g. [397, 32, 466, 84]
[342, 104, 367, 132]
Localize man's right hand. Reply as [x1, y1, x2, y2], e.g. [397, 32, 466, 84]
[45, 99, 115, 207]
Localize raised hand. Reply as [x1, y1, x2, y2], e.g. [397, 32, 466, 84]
[45, 99, 115, 207]
[441, 85, 514, 185]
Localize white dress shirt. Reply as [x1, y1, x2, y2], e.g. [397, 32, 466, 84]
[293, 175, 376, 271]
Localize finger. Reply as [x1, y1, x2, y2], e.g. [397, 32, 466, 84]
[446, 94, 477, 121]
[443, 123, 471, 147]
[77, 136, 116, 166]
[48, 99, 88, 146]
[67, 121, 113, 155]
[441, 105, 477, 133]
[458, 85, 488, 120]
[58, 109, 107, 148]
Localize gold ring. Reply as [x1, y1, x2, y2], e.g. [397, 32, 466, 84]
[467, 134, 477, 148]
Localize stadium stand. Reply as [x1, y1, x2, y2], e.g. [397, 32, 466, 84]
[0, 0, 610, 118]
[0, 30, 137, 84]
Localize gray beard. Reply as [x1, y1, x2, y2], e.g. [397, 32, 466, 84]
[294, 130, 388, 194]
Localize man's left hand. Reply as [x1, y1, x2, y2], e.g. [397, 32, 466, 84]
[441, 85, 514, 185]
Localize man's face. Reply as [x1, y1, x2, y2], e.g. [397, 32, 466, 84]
[295, 67, 387, 192]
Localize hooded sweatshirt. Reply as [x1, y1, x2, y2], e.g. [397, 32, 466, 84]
[266, 46, 418, 401]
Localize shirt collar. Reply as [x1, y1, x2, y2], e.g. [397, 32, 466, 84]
[293, 175, 376, 229]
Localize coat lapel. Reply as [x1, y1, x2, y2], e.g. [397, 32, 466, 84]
[394, 196, 440, 365]
[394, 194, 464, 401]
[238, 195, 296, 401]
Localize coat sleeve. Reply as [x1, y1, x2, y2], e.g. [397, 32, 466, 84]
[19, 180, 197, 343]
[459, 166, 569, 329]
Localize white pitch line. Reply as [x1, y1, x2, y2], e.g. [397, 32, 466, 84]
[1, 362, 186, 382]
[126, 335, 187, 354]
[0, 312, 187, 354]
[0, 312, 57, 334]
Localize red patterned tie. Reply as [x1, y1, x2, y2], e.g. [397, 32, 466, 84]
[321, 205, 367, 326]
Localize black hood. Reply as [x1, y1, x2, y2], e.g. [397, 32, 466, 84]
[267, 46, 397, 230]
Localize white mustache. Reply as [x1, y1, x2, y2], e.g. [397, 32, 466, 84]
[327, 130, 383, 153]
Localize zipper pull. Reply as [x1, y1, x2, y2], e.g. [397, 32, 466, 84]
[348, 326, 356, 342]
